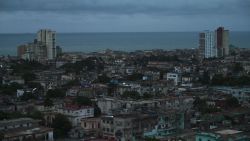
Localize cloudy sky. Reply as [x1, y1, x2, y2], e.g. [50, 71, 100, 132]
[0, 0, 249, 33]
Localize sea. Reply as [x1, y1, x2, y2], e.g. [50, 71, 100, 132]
[0, 32, 249, 56]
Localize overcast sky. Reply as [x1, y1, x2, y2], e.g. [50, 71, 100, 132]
[0, 0, 249, 33]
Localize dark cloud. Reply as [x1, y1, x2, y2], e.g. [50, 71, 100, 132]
[0, 0, 249, 16]
[0, 0, 249, 32]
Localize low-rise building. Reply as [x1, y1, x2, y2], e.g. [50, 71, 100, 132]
[56, 104, 94, 126]
[101, 114, 157, 141]
[81, 118, 101, 138]
[0, 118, 54, 141]
[196, 129, 250, 141]
[164, 73, 180, 86]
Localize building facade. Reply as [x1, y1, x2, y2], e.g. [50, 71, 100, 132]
[199, 31, 217, 59]
[56, 105, 94, 126]
[37, 29, 57, 60]
[196, 129, 250, 141]
[216, 27, 229, 57]
[0, 118, 54, 141]
[17, 29, 61, 61]
[198, 27, 229, 59]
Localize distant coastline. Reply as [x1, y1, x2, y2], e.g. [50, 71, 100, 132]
[0, 32, 249, 56]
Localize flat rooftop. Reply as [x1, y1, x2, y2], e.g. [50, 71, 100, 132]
[216, 129, 242, 135]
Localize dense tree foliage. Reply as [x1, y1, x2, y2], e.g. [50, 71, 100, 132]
[126, 73, 143, 81]
[211, 74, 250, 86]
[0, 131, 4, 141]
[94, 105, 102, 117]
[200, 71, 210, 85]
[143, 92, 154, 99]
[121, 91, 155, 100]
[225, 96, 240, 108]
[52, 114, 72, 138]
[233, 63, 244, 73]
[22, 72, 36, 82]
[122, 91, 141, 100]
[46, 89, 65, 98]
[61, 57, 104, 74]
[0, 82, 23, 96]
[20, 92, 38, 101]
[10, 60, 46, 73]
[74, 96, 92, 106]
[62, 79, 80, 90]
[193, 97, 220, 114]
[44, 98, 54, 107]
[134, 55, 180, 66]
[94, 74, 111, 83]
[0, 111, 25, 120]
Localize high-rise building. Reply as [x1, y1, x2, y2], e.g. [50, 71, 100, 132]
[198, 32, 205, 59]
[198, 27, 229, 59]
[56, 46, 62, 57]
[17, 45, 27, 58]
[17, 40, 47, 61]
[198, 31, 217, 59]
[37, 29, 56, 60]
[215, 27, 229, 57]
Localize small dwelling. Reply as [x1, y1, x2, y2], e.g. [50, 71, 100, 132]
[0, 118, 54, 141]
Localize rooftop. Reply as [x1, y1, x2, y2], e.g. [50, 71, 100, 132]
[216, 129, 242, 135]
[0, 118, 39, 127]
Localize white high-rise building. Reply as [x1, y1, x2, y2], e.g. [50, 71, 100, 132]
[37, 29, 56, 60]
[204, 31, 217, 58]
[199, 31, 217, 59]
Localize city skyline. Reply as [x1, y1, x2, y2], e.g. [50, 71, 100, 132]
[0, 0, 250, 33]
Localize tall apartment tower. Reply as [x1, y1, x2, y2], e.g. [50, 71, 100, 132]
[198, 31, 217, 59]
[37, 29, 56, 60]
[215, 27, 229, 57]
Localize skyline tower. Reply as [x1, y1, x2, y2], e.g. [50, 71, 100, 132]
[37, 29, 56, 60]
[198, 31, 217, 59]
[215, 27, 229, 57]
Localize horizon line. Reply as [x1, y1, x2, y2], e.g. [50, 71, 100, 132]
[1, 30, 250, 34]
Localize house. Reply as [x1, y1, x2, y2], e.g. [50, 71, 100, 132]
[196, 129, 250, 141]
[81, 117, 101, 138]
[101, 114, 157, 141]
[66, 86, 80, 96]
[0, 118, 54, 141]
[213, 87, 250, 104]
[2, 76, 24, 85]
[143, 111, 185, 139]
[56, 104, 94, 126]
[163, 73, 180, 86]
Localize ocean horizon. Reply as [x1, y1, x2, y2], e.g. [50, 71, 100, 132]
[0, 32, 250, 56]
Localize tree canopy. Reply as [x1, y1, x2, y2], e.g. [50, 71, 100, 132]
[46, 89, 65, 98]
[52, 114, 72, 138]
[74, 96, 92, 106]
[0, 82, 23, 96]
[211, 74, 250, 86]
